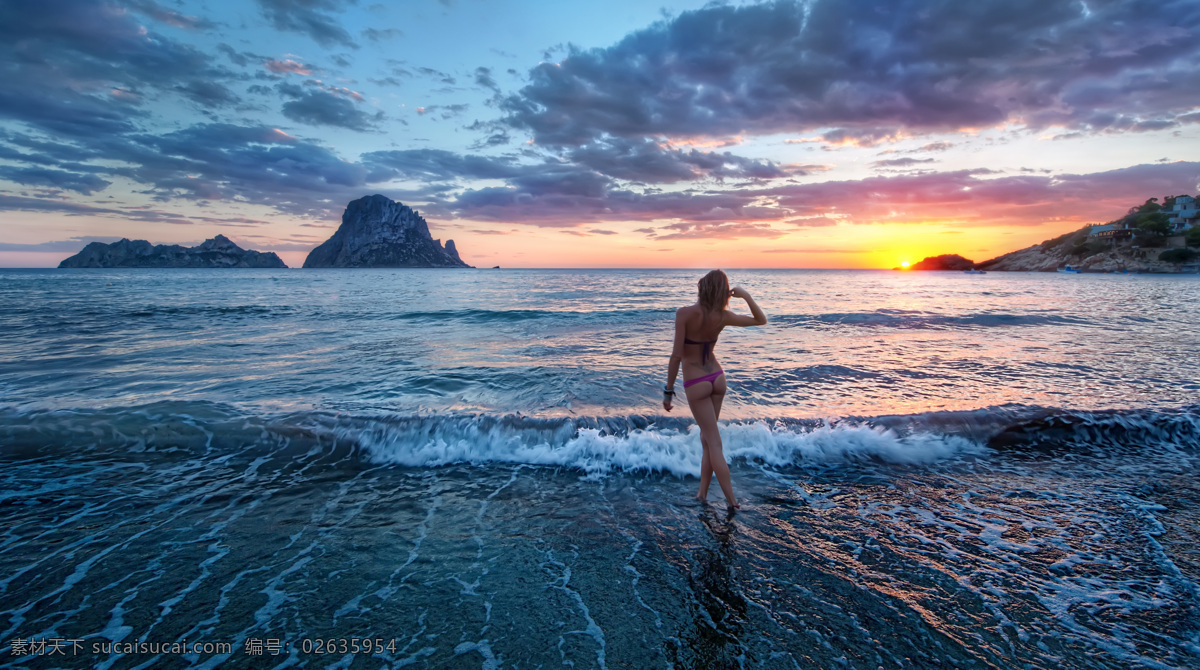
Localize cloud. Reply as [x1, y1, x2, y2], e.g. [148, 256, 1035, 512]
[0, 87, 140, 138]
[567, 138, 792, 183]
[415, 67, 457, 85]
[439, 160, 1200, 230]
[0, 236, 127, 252]
[414, 104, 469, 120]
[762, 248, 864, 254]
[917, 142, 954, 153]
[361, 149, 523, 182]
[501, 0, 1200, 147]
[758, 161, 1200, 228]
[89, 123, 377, 216]
[255, 0, 357, 48]
[0, 0, 235, 137]
[0, 166, 111, 194]
[443, 168, 798, 226]
[474, 67, 501, 93]
[464, 120, 512, 148]
[468, 228, 517, 235]
[125, 0, 217, 30]
[870, 157, 937, 168]
[265, 58, 314, 76]
[650, 222, 787, 240]
[785, 216, 838, 227]
[363, 27, 403, 42]
[368, 76, 406, 87]
[0, 194, 122, 216]
[0, 193, 268, 225]
[279, 86, 382, 131]
[175, 80, 240, 108]
[217, 44, 253, 67]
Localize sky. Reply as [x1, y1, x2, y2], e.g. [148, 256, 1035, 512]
[1, 0, 1198, 269]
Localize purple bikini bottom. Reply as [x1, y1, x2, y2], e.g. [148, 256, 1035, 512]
[683, 370, 724, 389]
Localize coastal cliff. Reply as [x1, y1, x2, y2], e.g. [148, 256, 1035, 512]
[976, 196, 1199, 272]
[58, 235, 286, 268]
[978, 227, 1194, 273]
[303, 195, 472, 268]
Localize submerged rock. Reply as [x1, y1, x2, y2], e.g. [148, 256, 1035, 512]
[58, 235, 287, 268]
[303, 194, 472, 268]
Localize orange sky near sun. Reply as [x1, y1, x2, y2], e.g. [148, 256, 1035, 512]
[406, 219, 1074, 270]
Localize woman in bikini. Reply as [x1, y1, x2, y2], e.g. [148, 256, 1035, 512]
[662, 270, 767, 509]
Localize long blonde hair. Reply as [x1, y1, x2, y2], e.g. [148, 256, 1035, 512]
[697, 269, 729, 316]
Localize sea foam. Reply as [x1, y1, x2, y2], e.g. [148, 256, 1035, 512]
[345, 416, 984, 477]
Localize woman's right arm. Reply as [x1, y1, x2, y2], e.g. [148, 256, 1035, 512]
[725, 287, 767, 327]
[664, 308, 686, 411]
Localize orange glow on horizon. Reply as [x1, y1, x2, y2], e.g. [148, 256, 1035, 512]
[431, 218, 1079, 269]
[2, 206, 1099, 270]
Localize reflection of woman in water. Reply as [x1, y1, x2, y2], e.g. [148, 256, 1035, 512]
[663, 270, 767, 509]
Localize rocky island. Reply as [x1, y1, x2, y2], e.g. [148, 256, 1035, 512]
[895, 254, 977, 271]
[58, 235, 286, 268]
[303, 194, 472, 268]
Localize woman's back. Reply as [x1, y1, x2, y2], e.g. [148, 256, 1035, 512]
[679, 305, 723, 365]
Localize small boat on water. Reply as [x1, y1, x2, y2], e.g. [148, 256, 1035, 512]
[1058, 265, 1083, 274]
[963, 269, 987, 274]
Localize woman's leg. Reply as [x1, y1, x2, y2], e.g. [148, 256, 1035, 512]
[696, 377, 726, 499]
[686, 377, 736, 507]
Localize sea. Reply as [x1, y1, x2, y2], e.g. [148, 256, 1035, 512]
[0, 268, 1198, 669]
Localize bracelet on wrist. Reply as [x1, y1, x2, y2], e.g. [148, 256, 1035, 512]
[663, 387, 675, 396]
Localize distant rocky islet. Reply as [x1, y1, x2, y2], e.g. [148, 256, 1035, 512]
[58, 234, 287, 268]
[303, 195, 471, 268]
[896, 254, 976, 271]
[56, 195, 472, 269]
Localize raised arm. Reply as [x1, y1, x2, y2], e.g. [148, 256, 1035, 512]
[724, 286, 767, 327]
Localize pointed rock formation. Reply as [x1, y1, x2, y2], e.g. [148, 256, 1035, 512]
[303, 194, 472, 268]
[58, 235, 287, 268]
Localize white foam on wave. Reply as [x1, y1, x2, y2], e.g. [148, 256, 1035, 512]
[347, 418, 984, 477]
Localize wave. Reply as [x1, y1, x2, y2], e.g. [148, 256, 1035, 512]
[771, 311, 1093, 330]
[74, 306, 1091, 330]
[110, 306, 677, 325]
[986, 406, 1200, 453]
[1, 402, 1196, 478]
[344, 413, 980, 477]
[385, 307, 674, 324]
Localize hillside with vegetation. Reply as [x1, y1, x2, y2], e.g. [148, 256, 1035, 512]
[977, 196, 1200, 272]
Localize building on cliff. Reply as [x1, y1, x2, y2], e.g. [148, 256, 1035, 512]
[1166, 195, 1197, 232]
[1088, 223, 1133, 240]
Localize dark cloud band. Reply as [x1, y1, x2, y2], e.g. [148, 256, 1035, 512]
[502, 0, 1200, 146]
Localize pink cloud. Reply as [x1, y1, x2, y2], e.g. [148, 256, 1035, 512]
[265, 59, 313, 76]
[445, 161, 1200, 234]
